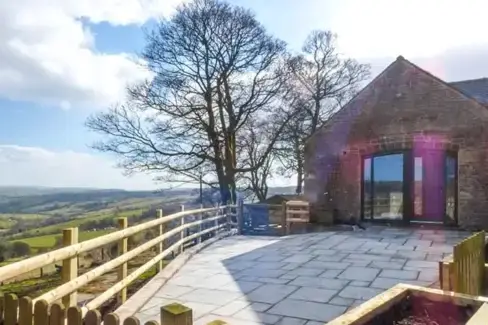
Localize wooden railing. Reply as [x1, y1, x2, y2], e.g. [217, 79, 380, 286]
[0, 205, 236, 319]
[0, 296, 226, 325]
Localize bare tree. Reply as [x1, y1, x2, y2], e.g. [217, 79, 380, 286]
[238, 117, 276, 202]
[279, 30, 370, 194]
[87, 0, 294, 204]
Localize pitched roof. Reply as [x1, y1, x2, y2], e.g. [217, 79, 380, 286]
[449, 78, 488, 105]
[306, 56, 488, 145]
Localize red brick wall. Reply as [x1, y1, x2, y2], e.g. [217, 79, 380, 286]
[304, 57, 488, 230]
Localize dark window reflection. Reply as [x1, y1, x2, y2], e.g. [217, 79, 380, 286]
[363, 158, 372, 219]
[372, 154, 404, 220]
[445, 155, 456, 221]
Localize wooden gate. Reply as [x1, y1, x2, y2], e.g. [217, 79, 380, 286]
[453, 231, 485, 295]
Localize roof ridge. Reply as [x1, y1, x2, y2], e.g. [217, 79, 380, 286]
[399, 57, 488, 107]
[449, 77, 488, 84]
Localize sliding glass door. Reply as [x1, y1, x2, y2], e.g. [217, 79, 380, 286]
[362, 153, 405, 221]
[361, 150, 457, 224]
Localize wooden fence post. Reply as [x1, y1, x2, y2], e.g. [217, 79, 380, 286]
[158, 209, 165, 272]
[197, 204, 203, 244]
[33, 300, 49, 325]
[117, 217, 128, 304]
[104, 313, 120, 325]
[18, 297, 33, 325]
[281, 202, 288, 235]
[49, 303, 65, 325]
[214, 204, 220, 237]
[85, 310, 102, 325]
[180, 205, 185, 254]
[4, 294, 18, 325]
[161, 303, 193, 325]
[123, 317, 141, 325]
[62, 227, 78, 308]
[237, 199, 243, 235]
[226, 205, 231, 232]
[0, 294, 4, 325]
[67, 306, 82, 325]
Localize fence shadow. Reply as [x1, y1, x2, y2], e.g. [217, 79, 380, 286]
[156, 226, 471, 324]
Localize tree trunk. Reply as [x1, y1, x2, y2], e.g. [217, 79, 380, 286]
[295, 171, 303, 194]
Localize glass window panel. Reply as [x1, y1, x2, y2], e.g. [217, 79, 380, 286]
[372, 154, 404, 220]
[414, 157, 423, 217]
[445, 155, 456, 221]
[363, 158, 372, 219]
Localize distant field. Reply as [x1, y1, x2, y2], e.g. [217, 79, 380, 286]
[13, 229, 113, 250]
[0, 213, 48, 229]
[10, 207, 147, 238]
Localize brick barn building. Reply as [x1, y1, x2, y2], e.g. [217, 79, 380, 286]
[304, 56, 488, 230]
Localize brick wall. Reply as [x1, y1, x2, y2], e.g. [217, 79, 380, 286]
[304, 57, 488, 230]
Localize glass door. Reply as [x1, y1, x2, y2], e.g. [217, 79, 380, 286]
[362, 149, 457, 224]
[362, 153, 405, 221]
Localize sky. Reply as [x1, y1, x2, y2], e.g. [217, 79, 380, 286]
[1, 0, 488, 190]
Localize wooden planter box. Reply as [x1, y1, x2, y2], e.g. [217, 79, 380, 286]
[327, 284, 488, 325]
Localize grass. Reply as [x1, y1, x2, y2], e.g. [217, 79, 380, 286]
[0, 219, 14, 229]
[10, 207, 147, 239]
[0, 251, 165, 299]
[0, 213, 47, 229]
[13, 229, 113, 250]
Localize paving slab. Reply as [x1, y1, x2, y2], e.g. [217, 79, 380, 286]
[379, 269, 419, 280]
[130, 228, 470, 325]
[246, 284, 299, 304]
[338, 286, 383, 300]
[338, 267, 380, 281]
[287, 287, 337, 303]
[268, 299, 347, 322]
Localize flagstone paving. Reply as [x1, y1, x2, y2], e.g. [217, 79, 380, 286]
[133, 227, 470, 325]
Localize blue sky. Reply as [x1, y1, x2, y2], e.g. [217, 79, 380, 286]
[1, 0, 488, 189]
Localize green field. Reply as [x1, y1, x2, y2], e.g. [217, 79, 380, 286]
[0, 213, 48, 229]
[13, 229, 113, 250]
[10, 207, 147, 239]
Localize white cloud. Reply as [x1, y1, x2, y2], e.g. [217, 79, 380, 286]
[0, 0, 185, 109]
[0, 145, 157, 190]
[330, 0, 488, 59]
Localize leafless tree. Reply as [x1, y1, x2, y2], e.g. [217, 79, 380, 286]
[238, 117, 277, 202]
[87, 0, 295, 204]
[279, 30, 370, 194]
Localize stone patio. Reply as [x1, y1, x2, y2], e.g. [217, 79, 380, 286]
[133, 227, 470, 325]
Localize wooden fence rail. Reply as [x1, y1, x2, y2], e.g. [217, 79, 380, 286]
[0, 294, 225, 325]
[0, 205, 236, 318]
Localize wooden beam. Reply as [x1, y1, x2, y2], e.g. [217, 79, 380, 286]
[117, 218, 128, 304]
[34, 214, 227, 307]
[467, 303, 488, 325]
[62, 227, 78, 308]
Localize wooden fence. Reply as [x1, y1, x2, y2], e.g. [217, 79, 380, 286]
[284, 201, 309, 234]
[0, 205, 236, 320]
[452, 231, 486, 295]
[0, 294, 224, 325]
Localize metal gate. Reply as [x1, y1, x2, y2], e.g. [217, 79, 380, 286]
[241, 203, 274, 236]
